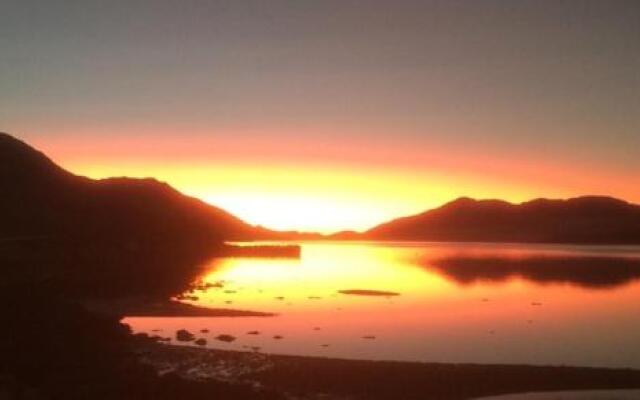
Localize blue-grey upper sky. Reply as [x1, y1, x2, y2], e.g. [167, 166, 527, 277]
[1, 1, 639, 227]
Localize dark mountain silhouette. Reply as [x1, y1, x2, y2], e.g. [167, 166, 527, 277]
[4, 132, 640, 250]
[0, 132, 263, 244]
[0, 132, 280, 298]
[365, 196, 640, 244]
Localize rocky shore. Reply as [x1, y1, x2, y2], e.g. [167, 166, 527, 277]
[134, 341, 640, 400]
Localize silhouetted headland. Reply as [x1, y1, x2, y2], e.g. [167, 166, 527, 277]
[0, 132, 268, 244]
[364, 196, 640, 244]
[0, 132, 298, 299]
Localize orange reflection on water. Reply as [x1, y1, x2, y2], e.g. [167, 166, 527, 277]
[126, 242, 640, 368]
[194, 244, 450, 312]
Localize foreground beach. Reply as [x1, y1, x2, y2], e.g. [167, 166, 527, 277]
[134, 340, 640, 400]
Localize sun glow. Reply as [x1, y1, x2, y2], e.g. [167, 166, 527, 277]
[32, 133, 619, 233]
[56, 159, 547, 232]
[194, 242, 451, 312]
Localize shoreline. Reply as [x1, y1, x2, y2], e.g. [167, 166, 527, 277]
[134, 342, 640, 400]
[84, 298, 276, 318]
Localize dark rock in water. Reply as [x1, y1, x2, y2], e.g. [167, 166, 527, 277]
[247, 330, 260, 335]
[362, 335, 376, 340]
[194, 338, 207, 346]
[200, 329, 209, 333]
[339, 289, 400, 297]
[176, 329, 195, 342]
[321, 344, 330, 347]
[312, 327, 321, 331]
[215, 334, 236, 343]
[273, 335, 283, 340]
[275, 296, 285, 300]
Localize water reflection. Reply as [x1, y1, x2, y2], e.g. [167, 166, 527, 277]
[427, 255, 640, 288]
[126, 242, 640, 368]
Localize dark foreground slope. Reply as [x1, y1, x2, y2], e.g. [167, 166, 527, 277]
[0, 284, 283, 400]
[0, 133, 284, 399]
[366, 197, 640, 244]
[0, 132, 273, 298]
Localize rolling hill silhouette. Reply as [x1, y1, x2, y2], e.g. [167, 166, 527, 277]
[366, 196, 640, 244]
[0, 132, 263, 244]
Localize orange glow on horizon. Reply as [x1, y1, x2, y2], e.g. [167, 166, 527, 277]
[28, 133, 640, 233]
[52, 161, 560, 233]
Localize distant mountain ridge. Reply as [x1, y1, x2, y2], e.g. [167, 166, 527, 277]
[2, 132, 639, 246]
[364, 196, 640, 244]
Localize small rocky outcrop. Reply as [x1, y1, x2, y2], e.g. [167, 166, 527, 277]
[215, 334, 236, 343]
[176, 329, 195, 342]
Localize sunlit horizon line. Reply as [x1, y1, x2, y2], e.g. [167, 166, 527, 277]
[199, 192, 635, 235]
[28, 130, 640, 194]
[19, 134, 640, 233]
[55, 161, 581, 233]
[58, 161, 632, 234]
[42, 163, 638, 234]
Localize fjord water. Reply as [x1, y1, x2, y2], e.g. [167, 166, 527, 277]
[126, 242, 640, 368]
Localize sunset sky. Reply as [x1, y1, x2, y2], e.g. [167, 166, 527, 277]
[2, 0, 639, 232]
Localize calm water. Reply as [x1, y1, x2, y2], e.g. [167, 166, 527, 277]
[126, 241, 640, 368]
